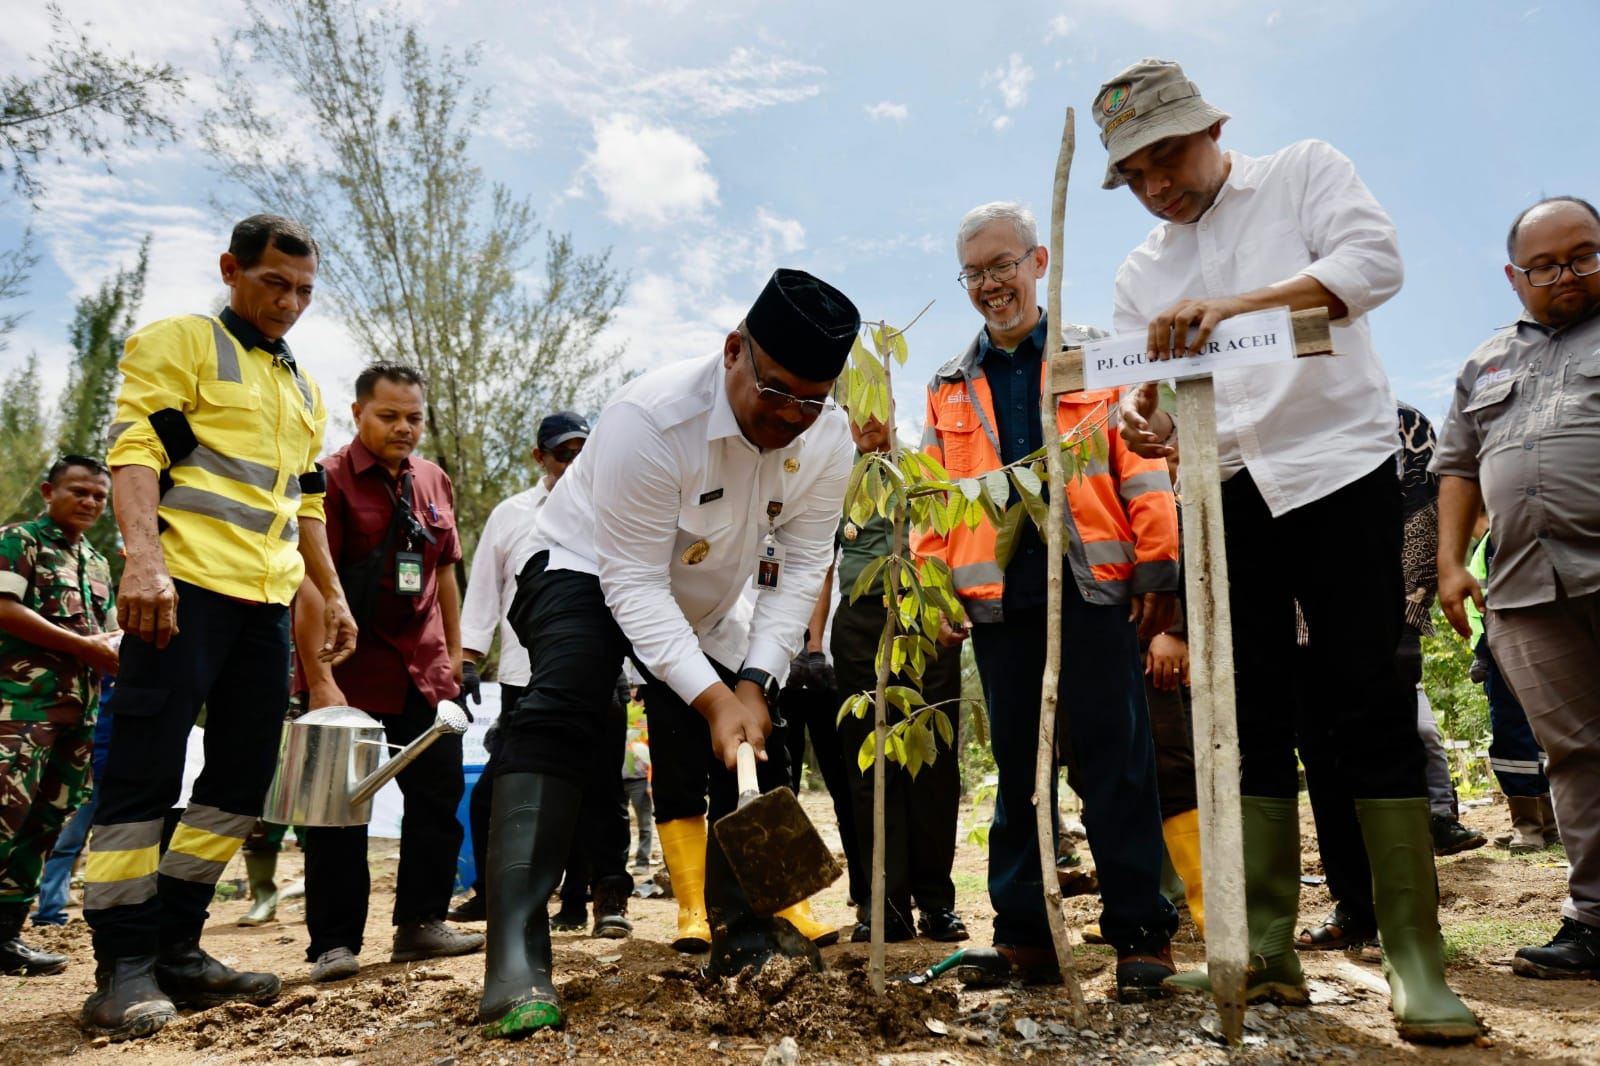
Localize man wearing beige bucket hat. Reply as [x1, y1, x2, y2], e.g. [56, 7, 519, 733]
[1097, 58, 1481, 1043]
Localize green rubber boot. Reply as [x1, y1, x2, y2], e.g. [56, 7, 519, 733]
[477, 773, 581, 1040]
[238, 850, 279, 927]
[1355, 798, 1481, 1043]
[1165, 796, 1309, 1004]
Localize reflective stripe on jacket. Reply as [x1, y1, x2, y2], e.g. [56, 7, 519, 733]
[911, 325, 1179, 623]
[107, 314, 327, 605]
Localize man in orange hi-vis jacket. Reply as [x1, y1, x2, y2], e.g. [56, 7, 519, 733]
[916, 200, 1181, 1003]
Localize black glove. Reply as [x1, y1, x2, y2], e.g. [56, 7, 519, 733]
[483, 717, 502, 758]
[786, 650, 834, 692]
[460, 659, 482, 705]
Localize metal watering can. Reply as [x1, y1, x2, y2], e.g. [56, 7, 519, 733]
[261, 701, 470, 827]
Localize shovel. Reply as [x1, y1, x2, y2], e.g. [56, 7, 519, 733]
[712, 741, 842, 916]
[892, 949, 969, 986]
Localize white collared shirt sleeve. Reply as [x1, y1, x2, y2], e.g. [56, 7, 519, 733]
[460, 502, 509, 658]
[587, 401, 722, 706]
[744, 427, 854, 678]
[1289, 140, 1403, 322]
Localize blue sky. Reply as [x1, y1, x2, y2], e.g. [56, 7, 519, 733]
[3, 0, 1596, 440]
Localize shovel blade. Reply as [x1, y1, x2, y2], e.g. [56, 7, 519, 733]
[712, 786, 842, 915]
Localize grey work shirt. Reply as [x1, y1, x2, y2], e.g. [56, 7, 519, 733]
[1432, 309, 1600, 609]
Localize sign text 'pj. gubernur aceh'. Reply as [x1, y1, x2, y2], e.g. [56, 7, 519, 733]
[1080, 307, 1295, 390]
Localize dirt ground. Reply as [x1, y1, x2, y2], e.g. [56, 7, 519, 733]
[3, 792, 1595, 1066]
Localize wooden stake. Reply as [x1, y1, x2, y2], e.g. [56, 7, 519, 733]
[1174, 375, 1247, 1044]
[1036, 105, 1089, 1028]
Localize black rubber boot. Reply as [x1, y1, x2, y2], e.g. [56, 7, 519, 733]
[0, 901, 67, 976]
[591, 875, 633, 939]
[80, 956, 177, 1041]
[478, 772, 581, 1039]
[155, 939, 280, 1007]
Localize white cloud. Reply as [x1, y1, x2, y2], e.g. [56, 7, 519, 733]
[1046, 14, 1077, 40]
[992, 115, 1013, 132]
[756, 209, 806, 255]
[1265, 9, 1282, 25]
[865, 101, 909, 122]
[985, 54, 1034, 111]
[582, 115, 719, 227]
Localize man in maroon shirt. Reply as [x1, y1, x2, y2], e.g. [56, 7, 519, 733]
[293, 362, 483, 981]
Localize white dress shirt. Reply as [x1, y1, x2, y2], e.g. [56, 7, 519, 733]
[532, 351, 854, 705]
[459, 479, 552, 687]
[1113, 139, 1401, 516]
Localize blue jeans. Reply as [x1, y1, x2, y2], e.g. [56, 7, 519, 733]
[31, 787, 98, 926]
[970, 579, 1177, 954]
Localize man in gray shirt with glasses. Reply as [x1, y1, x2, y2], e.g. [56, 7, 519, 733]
[1436, 195, 1600, 983]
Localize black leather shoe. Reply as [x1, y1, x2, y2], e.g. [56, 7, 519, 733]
[448, 892, 487, 923]
[953, 944, 1062, 988]
[0, 935, 68, 975]
[1513, 917, 1600, 979]
[155, 940, 280, 1008]
[1115, 942, 1175, 1003]
[80, 956, 176, 1041]
[1430, 815, 1488, 857]
[850, 913, 914, 943]
[918, 909, 969, 943]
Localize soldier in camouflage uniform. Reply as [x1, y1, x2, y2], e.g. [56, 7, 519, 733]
[0, 456, 118, 975]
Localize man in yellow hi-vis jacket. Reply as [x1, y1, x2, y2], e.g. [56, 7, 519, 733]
[80, 215, 358, 1042]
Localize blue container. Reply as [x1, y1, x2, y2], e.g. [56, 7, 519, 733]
[455, 764, 485, 895]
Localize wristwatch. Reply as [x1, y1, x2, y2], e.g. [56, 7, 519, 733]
[736, 667, 781, 706]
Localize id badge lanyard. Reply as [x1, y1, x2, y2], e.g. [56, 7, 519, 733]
[391, 471, 435, 596]
[756, 498, 786, 592]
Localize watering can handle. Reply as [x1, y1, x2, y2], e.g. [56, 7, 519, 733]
[734, 741, 759, 808]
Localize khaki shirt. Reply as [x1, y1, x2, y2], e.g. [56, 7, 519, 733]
[1433, 309, 1600, 609]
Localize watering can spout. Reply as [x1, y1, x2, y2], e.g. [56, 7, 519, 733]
[348, 700, 470, 808]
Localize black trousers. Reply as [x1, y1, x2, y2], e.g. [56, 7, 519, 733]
[466, 681, 525, 896]
[1144, 661, 1198, 820]
[498, 555, 788, 923]
[1300, 627, 1427, 926]
[832, 596, 962, 922]
[86, 582, 290, 959]
[777, 681, 867, 906]
[1224, 462, 1424, 799]
[301, 684, 464, 959]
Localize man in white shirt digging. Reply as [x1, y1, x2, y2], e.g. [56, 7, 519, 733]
[477, 268, 859, 1040]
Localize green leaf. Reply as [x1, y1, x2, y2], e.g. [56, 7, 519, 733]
[851, 334, 873, 366]
[886, 684, 926, 711]
[857, 731, 877, 773]
[912, 450, 950, 481]
[981, 469, 1010, 509]
[1090, 427, 1110, 466]
[1009, 467, 1049, 530]
[849, 555, 889, 604]
[963, 497, 982, 530]
[934, 708, 955, 748]
[897, 592, 919, 630]
[886, 330, 909, 366]
[844, 453, 872, 517]
[958, 477, 982, 502]
[974, 489, 1005, 528]
[992, 502, 1026, 570]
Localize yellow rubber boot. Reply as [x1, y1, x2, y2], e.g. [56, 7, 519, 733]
[1163, 809, 1206, 940]
[773, 898, 839, 947]
[657, 817, 710, 953]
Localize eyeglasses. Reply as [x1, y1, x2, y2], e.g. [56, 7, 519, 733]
[957, 247, 1037, 290]
[1510, 250, 1600, 287]
[741, 332, 835, 416]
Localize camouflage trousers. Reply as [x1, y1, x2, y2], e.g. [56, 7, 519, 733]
[0, 719, 93, 905]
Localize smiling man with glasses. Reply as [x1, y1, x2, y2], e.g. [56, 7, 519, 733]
[476, 268, 860, 1039]
[1435, 195, 1600, 984]
[914, 200, 1185, 1002]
